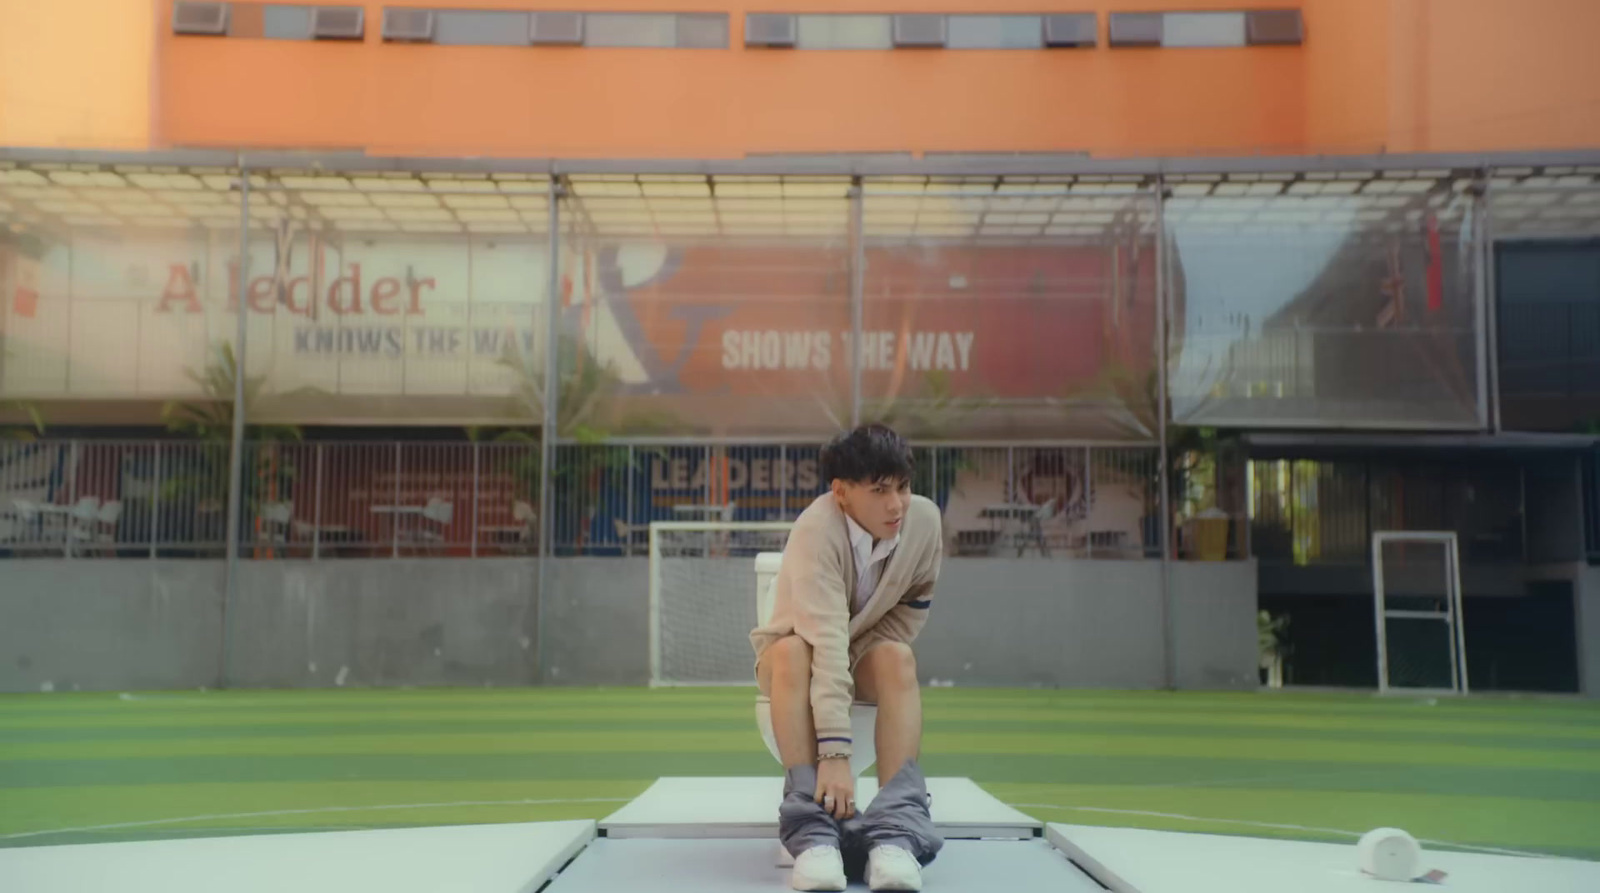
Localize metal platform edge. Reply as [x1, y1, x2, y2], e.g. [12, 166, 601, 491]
[599, 821, 1040, 841]
[1045, 825, 1135, 893]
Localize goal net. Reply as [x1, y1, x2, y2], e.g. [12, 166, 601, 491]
[1371, 531, 1469, 694]
[648, 521, 794, 687]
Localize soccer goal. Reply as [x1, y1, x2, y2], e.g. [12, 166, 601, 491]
[648, 521, 794, 687]
[1371, 531, 1469, 695]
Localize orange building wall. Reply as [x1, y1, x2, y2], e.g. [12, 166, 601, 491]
[1393, 0, 1600, 153]
[0, 0, 156, 150]
[152, 0, 1313, 158]
[2, 1, 1595, 159]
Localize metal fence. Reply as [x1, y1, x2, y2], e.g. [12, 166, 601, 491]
[0, 439, 1167, 560]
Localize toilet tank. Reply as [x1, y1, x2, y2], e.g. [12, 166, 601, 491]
[754, 552, 783, 626]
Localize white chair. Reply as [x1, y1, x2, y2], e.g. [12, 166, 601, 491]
[64, 497, 101, 556]
[259, 501, 293, 545]
[753, 551, 878, 867]
[93, 500, 124, 550]
[422, 498, 454, 525]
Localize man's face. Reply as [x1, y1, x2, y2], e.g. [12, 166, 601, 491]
[833, 476, 912, 542]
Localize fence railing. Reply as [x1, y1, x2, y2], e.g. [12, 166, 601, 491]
[0, 439, 1171, 560]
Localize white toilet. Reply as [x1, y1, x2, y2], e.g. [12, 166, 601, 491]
[754, 551, 878, 868]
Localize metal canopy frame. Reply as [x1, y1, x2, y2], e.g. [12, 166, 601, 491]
[6, 143, 1597, 690]
[5, 145, 1600, 176]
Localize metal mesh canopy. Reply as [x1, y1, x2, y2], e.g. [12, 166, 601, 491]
[7, 162, 1595, 241]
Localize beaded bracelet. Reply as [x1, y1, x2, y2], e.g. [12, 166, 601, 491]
[817, 752, 850, 762]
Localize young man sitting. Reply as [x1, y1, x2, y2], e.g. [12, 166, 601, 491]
[750, 424, 945, 892]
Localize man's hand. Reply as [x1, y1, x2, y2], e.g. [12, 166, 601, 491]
[814, 758, 856, 820]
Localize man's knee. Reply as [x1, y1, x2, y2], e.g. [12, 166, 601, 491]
[872, 642, 918, 692]
[769, 636, 812, 690]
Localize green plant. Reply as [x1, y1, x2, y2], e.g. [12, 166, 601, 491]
[489, 337, 675, 550]
[159, 343, 303, 520]
[160, 342, 303, 444]
[1, 400, 45, 441]
[1258, 610, 1291, 687]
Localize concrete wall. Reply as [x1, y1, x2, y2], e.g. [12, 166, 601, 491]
[1, 559, 542, 693]
[228, 559, 542, 689]
[0, 560, 225, 693]
[0, 556, 1259, 693]
[1579, 565, 1600, 697]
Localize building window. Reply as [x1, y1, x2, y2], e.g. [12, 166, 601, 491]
[173, 3, 366, 40]
[261, 4, 312, 39]
[385, 9, 726, 48]
[947, 15, 1043, 50]
[796, 14, 893, 50]
[433, 10, 531, 46]
[675, 13, 730, 49]
[1110, 10, 1302, 49]
[1161, 12, 1246, 48]
[585, 13, 677, 47]
[1247, 9, 1303, 46]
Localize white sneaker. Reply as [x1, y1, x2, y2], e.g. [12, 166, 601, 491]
[867, 844, 923, 892]
[791, 845, 846, 892]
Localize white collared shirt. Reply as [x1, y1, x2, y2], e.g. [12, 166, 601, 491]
[844, 513, 898, 614]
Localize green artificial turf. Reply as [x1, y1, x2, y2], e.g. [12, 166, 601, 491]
[2, 687, 1596, 858]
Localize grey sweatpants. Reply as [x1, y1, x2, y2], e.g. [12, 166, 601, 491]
[778, 761, 943, 876]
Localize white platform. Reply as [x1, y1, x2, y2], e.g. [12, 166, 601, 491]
[1048, 824, 1600, 893]
[598, 777, 1041, 840]
[9, 794, 1596, 893]
[0, 820, 595, 893]
[545, 837, 1106, 893]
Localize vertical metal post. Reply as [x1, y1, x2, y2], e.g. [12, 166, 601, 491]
[219, 160, 252, 689]
[1371, 534, 1389, 693]
[1085, 445, 1093, 559]
[779, 445, 788, 517]
[625, 445, 635, 555]
[849, 179, 865, 428]
[1006, 446, 1015, 501]
[149, 443, 161, 559]
[535, 178, 563, 681]
[312, 443, 323, 560]
[1471, 176, 1492, 431]
[470, 441, 481, 558]
[1155, 178, 1176, 691]
[391, 442, 401, 558]
[931, 447, 939, 506]
[704, 444, 713, 506]
[1481, 176, 1503, 433]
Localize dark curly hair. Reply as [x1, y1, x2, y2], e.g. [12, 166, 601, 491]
[819, 424, 914, 486]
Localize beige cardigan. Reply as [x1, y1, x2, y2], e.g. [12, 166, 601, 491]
[750, 492, 943, 758]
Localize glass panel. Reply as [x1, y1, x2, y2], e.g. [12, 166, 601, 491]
[236, 171, 551, 429]
[947, 15, 1042, 50]
[1161, 12, 1245, 48]
[1169, 177, 1484, 429]
[676, 13, 729, 49]
[586, 13, 677, 48]
[556, 176, 852, 437]
[1491, 180, 1600, 433]
[262, 4, 312, 40]
[433, 10, 531, 46]
[0, 162, 247, 555]
[796, 14, 893, 50]
[860, 186, 1160, 439]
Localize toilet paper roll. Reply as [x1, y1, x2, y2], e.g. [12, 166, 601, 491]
[1357, 827, 1421, 881]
